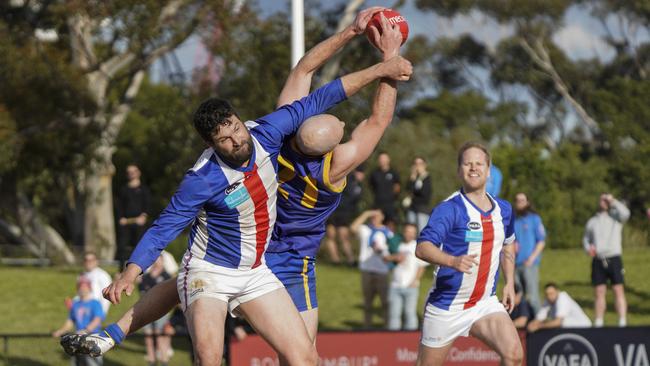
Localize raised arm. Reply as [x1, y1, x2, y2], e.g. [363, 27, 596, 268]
[350, 210, 379, 235]
[608, 196, 630, 222]
[277, 7, 385, 107]
[328, 14, 412, 183]
[254, 55, 411, 155]
[340, 55, 411, 97]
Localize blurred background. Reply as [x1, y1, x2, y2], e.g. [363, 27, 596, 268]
[1, 0, 649, 365]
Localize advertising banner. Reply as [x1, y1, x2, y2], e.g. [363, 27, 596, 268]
[526, 327, 650, 366]
[230, 330, 527, 366]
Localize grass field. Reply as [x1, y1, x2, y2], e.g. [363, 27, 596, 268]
[1, 248, 649, 365]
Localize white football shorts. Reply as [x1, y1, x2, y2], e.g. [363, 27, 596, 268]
[177, 251, 284, 315]
[421, 295, 507, 348]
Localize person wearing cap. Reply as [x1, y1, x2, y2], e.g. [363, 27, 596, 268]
[53, 276, 105, 366]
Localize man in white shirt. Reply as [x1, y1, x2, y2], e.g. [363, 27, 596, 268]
[527, 283, 591, 332]
[386, 223, 428, 330]
[351, 209, 391, 328]
[81, 252, 112, 315]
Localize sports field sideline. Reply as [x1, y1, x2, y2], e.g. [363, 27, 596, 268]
[0, 248, 648, 365]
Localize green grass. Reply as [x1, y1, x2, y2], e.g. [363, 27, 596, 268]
[1, 248, 649, 365]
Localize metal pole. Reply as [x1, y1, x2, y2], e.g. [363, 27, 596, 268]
[291, 0, 305, 68]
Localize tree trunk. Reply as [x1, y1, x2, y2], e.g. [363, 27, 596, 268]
[317, 0, 364, 86]
[83, 146, 116, 260]
[16, 195, 76, 264]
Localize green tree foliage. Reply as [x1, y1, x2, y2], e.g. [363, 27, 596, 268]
[407, 0, 650, 248]
[113, 81, 203, 216]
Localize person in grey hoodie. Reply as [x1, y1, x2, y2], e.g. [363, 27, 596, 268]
[583, 193, 630, 327]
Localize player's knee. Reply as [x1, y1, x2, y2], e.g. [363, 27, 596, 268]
[283, 343, 318, 365]
[502, 342, 523, 365]
[193, 340, 223, 366]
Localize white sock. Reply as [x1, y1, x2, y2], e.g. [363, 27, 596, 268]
[619, 317, 627, 327]
[594, 318, 604, 327]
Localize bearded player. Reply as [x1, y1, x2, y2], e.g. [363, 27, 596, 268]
[61, 7, 410, 360]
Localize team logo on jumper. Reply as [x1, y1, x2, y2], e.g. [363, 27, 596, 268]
[225, 182, 241, 195]
[467, 221, 481, 230]
[189, 279, 205, 297]
[538, 333, 598, 366]
[224, 183, 250, 209]
[465, 230, 483, 242]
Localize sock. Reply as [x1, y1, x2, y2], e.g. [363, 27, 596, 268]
[594, 318, 604, 327]
[619, 317, 627, 327]
[103, 323, 125, 344]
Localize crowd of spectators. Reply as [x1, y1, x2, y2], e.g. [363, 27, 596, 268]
[55, 155, 633, 363]
[325, 151, 631, 331]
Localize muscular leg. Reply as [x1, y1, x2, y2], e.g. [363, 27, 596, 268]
[470, 312, 523, 366]
[117, 277, 180, 335]
[238, 288, 318, 365]
[60, 277, 181, 357]
[415, 342, 454, 366]
[300, 308, 319, 344]
[185, 298, 228, 365]
[594, 284, 607, 325]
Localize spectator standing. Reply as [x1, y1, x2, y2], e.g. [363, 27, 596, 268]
[583, 193, 630, 327]
[139, 256, 172, 366]
[324, 165, 365, 265]
[81, 252, 112, 316]
[404, 156, 432, 233]
[53, 277, 105, 366]
[116, 164, 151, 269]
[510, 284, 534, 329]
[527, 283, 591, 332]
[386, 223, 428, 330]
[369, 152, 401, 222]
[351, 209, 391, 328]
[486, 164, 502, 197]
[513, 192, 546, 313]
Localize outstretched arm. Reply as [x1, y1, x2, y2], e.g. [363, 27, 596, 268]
[277, 7, 385, 107]
[328, 14, 411, 183]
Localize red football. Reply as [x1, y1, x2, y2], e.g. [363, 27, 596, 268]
[365, 9, 409, 49]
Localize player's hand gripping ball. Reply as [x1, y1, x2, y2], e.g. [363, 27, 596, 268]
[365, 9, 409, 48]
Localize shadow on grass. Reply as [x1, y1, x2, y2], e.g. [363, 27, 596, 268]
[3, 356, 53, 366]
[625, 284, 650, 301]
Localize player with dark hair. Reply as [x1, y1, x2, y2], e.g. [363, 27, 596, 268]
[61, 8, 411, 365]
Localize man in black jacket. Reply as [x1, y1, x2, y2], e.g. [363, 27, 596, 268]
[404, 156, 431, 233]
